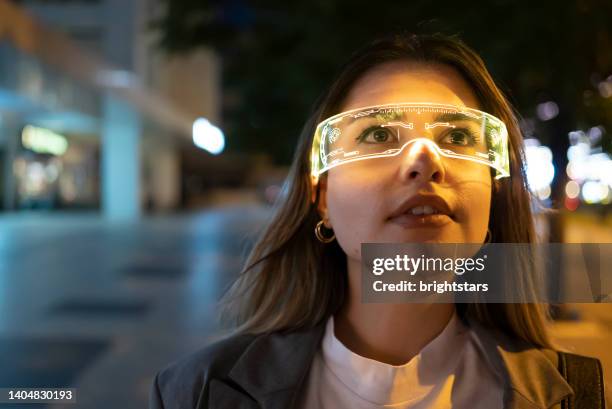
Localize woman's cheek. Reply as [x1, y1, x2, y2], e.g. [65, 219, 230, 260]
[327, 178, 381, 260]
[457, 184, 491, 242]
[327, 191, 364, 259]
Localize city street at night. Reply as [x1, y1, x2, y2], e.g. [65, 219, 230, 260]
[1, 0, 610, 407]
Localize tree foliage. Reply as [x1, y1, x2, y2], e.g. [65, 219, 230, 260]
[155, 0, 611, 165]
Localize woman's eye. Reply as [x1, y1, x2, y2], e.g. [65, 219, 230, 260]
[360, 127, 396, 143]
[442, 129, 476, 146]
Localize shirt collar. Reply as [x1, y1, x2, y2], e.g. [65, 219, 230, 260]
[320, 311, 468, 405]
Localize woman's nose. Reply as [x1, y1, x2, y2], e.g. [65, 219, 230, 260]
[397, 138, 446, 184]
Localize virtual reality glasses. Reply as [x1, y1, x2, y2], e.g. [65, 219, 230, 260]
[310, 103, 510, 185]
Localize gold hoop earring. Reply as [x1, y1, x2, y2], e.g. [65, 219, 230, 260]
[315, 220, 335, 243]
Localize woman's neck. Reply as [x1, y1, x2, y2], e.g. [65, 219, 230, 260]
[334, 258, 455, 366]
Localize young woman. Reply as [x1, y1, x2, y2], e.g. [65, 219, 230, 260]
[150, 33, 605, 409]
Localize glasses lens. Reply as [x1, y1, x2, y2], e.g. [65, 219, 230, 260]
[312, 104, 509, 179]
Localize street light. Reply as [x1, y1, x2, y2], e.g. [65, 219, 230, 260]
[192, 118, 225, 155]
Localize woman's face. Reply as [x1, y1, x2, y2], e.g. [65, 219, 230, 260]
[318, 61, 492, 260]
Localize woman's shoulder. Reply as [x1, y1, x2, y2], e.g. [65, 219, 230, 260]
[159, 332, 258, 381]
[150, 322, 328, 408]
[466, 320, 606, 407]
[151, 332, 259, 408]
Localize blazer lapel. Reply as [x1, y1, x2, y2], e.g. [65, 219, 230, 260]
[207, 379, 260, 409]
[469, 320, 573, 409]
[209, 321, 327, 409]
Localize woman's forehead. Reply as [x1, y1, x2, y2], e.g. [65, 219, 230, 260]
[340, 61, 482, 113]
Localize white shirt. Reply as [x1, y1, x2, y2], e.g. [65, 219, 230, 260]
[298, 312, 504, 408]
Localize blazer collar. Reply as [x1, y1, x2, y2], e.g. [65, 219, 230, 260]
[226, 321, 327, 409]
[223, 316, 573, 409]
[468, 319, 573, 409]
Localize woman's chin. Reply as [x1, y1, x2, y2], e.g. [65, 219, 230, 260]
[374, 235, 457, 244]
[380, 228, 459, 244]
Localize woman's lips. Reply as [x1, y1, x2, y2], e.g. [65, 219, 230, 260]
[387, 212, 453, 228]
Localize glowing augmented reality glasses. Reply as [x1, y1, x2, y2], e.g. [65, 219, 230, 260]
[310, 103, 510, 185]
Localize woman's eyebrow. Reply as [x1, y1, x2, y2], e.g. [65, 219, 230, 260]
[343, 109, 404, 124]
[376, 111, 406, 121]
[432, 112, 481, 124]
[341, 110, 481, 126]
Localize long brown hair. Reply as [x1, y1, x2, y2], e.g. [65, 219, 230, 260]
[217, 33, 552, 348]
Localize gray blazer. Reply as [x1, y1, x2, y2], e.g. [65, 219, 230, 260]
[149, 317, 576, 409]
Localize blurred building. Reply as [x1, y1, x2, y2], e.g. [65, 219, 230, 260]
[0, 0, 221, 218]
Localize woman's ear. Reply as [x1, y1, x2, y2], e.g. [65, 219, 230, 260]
[316, 176, 332, 228]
